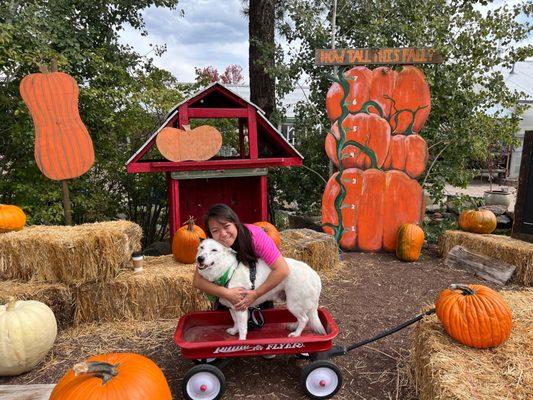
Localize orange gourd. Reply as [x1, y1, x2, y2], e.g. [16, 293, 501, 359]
[325, 113, 391, 169]
[19, 71, 94, 180]
[396, 223, 424, 262]
[435, 284, 512, 348]
[172, 217, 207, 264]
[156, 125, 222, 162]
[382, 134, 428, 178]
[0, 205, 26, 233]
[458, 210, 497, 234]
[322, 169, 423, 252]
[253, 221, 281, 247]
[49, 353, 172, 400]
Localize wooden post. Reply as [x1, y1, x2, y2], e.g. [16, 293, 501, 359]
[167, 173, 180, 243]
[40, 59, 73, 225]
[247, 105, 258, 159]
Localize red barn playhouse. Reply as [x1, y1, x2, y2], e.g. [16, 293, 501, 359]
[126, 82, 303, 240]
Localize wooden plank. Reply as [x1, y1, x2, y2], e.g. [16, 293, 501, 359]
[315, 47, 443, 66]
[0, 384, 55, 400]
[188, 108, 248, 118]
[444, 245, 516, 285]
[248, 105, 258, 159]
[260, 174, 268, 221]
[167, 174, 180, 242]
[127, 157, 303, 173]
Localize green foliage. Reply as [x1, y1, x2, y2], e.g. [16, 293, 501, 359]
[269, 0, 532, 210]
[0, 0, 183, 246]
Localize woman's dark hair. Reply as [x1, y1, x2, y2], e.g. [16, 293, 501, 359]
[204, 204, 257, 268]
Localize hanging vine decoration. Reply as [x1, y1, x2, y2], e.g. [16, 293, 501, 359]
[322, 70, 380, 244]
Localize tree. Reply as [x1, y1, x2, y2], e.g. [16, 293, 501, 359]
[268, 0, 532, 214]
[0, 0, 184, 246]
[194, 64, 244, 85]
[248, 0, 277, 118]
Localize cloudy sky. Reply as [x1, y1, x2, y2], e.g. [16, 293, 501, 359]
[119, 0, 249, 83]
[118, 0, 532, 84]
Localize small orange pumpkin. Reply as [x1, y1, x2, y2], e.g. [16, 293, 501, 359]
[0, 205, 26, 233]
[172, 217, 206, 264]
[435, 284, 512, 348]
[254, 221, 281, 247]
[49, 352, 172, 400]
[458, 209, 497, 234]
[396, 223, 424, 262]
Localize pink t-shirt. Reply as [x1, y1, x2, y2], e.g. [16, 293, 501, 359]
[244, 223, 281, 266]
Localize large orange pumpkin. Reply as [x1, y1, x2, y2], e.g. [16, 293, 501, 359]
[19, 71, 95, 180]
[435, 284, 512, 348]
[0, 204, 26, 233]
[458, 209, 497, 234]
[396, 223, 425, 262]
[172, 217, 207, 264]
[49, 353, 172, 400]
[325, 113, 391, 169]
[253, 221, 281, 247]
[382, 134, 428, 178]
[322, 169, 423, 252]
[326, 66, 372, 120]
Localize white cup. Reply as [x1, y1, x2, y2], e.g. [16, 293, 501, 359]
[132, 254, 143, 273]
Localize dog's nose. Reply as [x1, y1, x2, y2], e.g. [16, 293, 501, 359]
[197, 255, 204, 263]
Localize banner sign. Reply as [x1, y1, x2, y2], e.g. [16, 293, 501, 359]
[315, 47, 443, 66]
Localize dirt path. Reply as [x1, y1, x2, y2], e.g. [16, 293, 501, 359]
[1, 248, 497, 399]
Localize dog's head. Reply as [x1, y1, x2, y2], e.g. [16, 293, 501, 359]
[196, 238, 237, 281]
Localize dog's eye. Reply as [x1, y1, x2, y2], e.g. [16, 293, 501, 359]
[211, 249, 217, 252]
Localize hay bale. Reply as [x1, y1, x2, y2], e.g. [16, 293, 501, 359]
[280, 228, 341, 275]
[439, 230, 533, 286]
[0, 221, 142, 285]
[74, 255, 210, 324]
[412, 289, 533, 400]
[0, 281, 74, 329]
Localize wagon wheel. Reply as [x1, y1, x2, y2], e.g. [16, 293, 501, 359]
[182, 364, 226, 400]
[300, 360, 343, 399]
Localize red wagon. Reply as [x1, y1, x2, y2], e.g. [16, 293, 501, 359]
[174, 307, 342, 400]
[174, 306, 435, 400]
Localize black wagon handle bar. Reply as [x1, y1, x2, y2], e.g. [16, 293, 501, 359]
[327, 308, 436, 358]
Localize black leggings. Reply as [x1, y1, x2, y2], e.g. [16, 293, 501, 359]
[213, 300, 274, 311]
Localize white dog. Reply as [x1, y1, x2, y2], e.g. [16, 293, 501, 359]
[196, 238, 326, 340]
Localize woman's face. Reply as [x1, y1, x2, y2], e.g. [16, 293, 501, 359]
[208, 218, 238, 247]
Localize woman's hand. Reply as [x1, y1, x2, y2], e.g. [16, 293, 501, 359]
[235, 290, 259, 311]
[224, 287, 247, 305]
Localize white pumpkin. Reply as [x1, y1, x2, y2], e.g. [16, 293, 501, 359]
[0, 299, 57, 376]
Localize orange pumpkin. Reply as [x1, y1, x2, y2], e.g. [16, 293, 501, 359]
[19, 71, 95, 180]
[0, 204, 26, 233]
[435, 284, 512, 348]
[322, 169, 423, 252]
[49, 353, 172, 400]
[382, 134, 428, 178]
[326, 66, 372, 120]
[396, 223, 424, 262]
[254, 221, 281, 247]
[325, 113, 391, 169]
[172, 217, 207, 264]
[389, 66, 431, 134]
[156, 125, 222, 162]
[458, 209, 497, 234]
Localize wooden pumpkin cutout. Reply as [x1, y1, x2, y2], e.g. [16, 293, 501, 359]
[19, 67, 95, 181]
[156, 125, 222, 162]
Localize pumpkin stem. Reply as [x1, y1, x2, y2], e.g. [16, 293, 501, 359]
[6, 297, 17, 311]
[185, 216, 195, 231]
[450, 284, 475, 296]
[73, 361, 119, 384]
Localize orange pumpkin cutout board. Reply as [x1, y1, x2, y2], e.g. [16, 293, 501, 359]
[156, 125, 223, 162]
[19, 71, 95, 181]
[321, 66, 430, 252]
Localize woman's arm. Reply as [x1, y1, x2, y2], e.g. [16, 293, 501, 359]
[193, 269, 245, 305]
[234, 254, 289, 311]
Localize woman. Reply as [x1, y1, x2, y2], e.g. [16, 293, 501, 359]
[193, 203, 289, 311]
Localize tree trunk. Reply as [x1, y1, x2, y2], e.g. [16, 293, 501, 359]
[249, 0, 276, 119]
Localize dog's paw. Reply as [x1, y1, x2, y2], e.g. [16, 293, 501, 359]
[226, 327, 238, 335]
[288, 331, 301, 338]
[286, 322, 298, 331]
